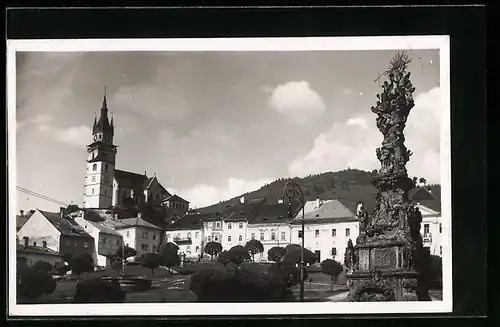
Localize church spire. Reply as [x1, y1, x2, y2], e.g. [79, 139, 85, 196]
[101, 85, 108, 113]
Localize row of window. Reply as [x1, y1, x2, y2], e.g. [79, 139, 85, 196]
[140, 244, 157, 252]
[171, 202, 188, 210]
[99, 237, 121, 245]
[250, 231, 286, 241]
[166, 231, 199, 242]
[182, 245, 200, 254]
[209, 221, 244, 229]
[92, 163, 110, 172]
[124, 230, 158, 240]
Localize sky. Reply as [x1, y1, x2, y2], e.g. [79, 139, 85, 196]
[14, 49, 441, 212]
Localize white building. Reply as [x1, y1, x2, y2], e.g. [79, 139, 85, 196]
[73, 213, 124, 268]
[17, 209, 95, 263]
[410, 186, 443, 257]
[114, 215, 163, 260]
[165, 213, 206, 259]
[289, 200, 360, 263]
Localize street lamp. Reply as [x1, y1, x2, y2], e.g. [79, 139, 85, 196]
[284, 181, 305, 302]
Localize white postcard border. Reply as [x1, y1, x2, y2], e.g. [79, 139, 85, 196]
[7, 35, 452, 316]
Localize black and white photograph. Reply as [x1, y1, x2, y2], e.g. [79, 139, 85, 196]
[8, 36, 451, 316]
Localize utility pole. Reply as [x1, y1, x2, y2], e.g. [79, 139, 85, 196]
[284, 181, 305, 302]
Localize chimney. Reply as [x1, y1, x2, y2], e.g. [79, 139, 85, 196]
[20, 210, 24, 217]
[114, 213, 119, 219]
[240, 196, 245, 204]
[138, 212, 143, 219]
[60, 206, 65, 218]
[316, 197, 320, 209]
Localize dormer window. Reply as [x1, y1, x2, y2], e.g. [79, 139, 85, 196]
[93, 164, 97, 171]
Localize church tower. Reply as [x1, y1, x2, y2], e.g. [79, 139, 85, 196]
[83, 87, 117, 208]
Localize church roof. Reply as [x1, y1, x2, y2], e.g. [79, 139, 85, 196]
[114, 169, 148, 189]
[163, 194, 189, 203]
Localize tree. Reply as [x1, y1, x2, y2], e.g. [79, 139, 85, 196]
[141, 253, 162, 276]
[217, 250, 230, 268]
[115, 245, 138, 260]
[267, 246, 286, 265]
[159, 242, 180, 274]
[70, 253, 94, 275]
[227, 245, 251, 269]
[283, 245, 317, 266]
[244, 239, 264, 262]
[32, 260, 53, 273]
[344, 239, 354, 266]
[204, 241, 223, 262]
[321, 259, 344, 290]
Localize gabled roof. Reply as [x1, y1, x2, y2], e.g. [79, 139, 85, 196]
[290, 199, 358, 225]
[220, 201, 264, 222]
[16, 215, 29, 231]
[410, 187, 441, 213]
[86, 220, 122, 236]
[248, 203, 291, 225]
[165, 212, 214, 231]
[115, 217, 163, 230]
[39, 210, 93, 239]
[143, 176, 156, 190]
[163, 194, 189, 203]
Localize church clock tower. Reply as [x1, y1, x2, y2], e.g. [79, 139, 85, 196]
[83, 87, 117, 208]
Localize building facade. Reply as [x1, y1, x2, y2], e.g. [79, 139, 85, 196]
[114, 215, 163, 259]
[17, 244, 65, 270]
[17, 209, 94, 263]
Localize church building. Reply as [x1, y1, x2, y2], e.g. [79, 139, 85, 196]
[82, 88, 189, 212]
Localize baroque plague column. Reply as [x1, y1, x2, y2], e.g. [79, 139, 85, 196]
[345, 52, 430, 302]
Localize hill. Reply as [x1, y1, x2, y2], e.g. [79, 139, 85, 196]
[196, 169, 380, 215]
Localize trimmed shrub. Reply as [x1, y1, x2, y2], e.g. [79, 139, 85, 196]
[18, 268, 57, 299]
[141, 253, 161, 276]
[73, 278, 126, 303]
[204, 242, 223, 262]
[267, 246, 286, 263]
[227, 245, 251, 268]
[268, 263, 308, 287]
[217, 250, 230, 268]
[320, 259, 344, 290]
[159, 242, 181, 274]
[244, 239, 264, 262]
[70, 252, 94, 275]
[190, 268, 294, 302]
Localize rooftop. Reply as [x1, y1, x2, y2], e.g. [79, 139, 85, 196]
[290, 199, 358, 225]
[17, 244, 63, 257]
[115, 217, 163, 230]
[39, 210, 93, 239]
[165, 212, 216, 231]
[410, 187, 441, 213]
[248, 203, 292, 225]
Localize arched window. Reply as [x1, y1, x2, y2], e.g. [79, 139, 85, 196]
[105, 164, 108, 172]
[93, 164, 97, 171]
[92, 152, 95, 159]
[92, 188, 94, 194]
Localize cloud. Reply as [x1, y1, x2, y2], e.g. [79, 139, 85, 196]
[17, 114, 54, 132]
[39, 124, 91, 146]
[289, 87, 442, 184]
[346, 117, 368, 129]
[339, 88, 356, 95]
[266, 81, 325, 124]
[172, 177, 274, 209]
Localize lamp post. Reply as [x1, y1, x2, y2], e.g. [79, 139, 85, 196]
[284, 181, 305, 302]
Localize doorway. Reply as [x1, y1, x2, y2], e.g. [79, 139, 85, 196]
[315, 250, 321, 263]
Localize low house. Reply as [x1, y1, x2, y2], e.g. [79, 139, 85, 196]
[114, 214, 163, 260]
[17, 209, 94, 263]
[16, 243, 64, 271]
[290, 199, 360, 264]
[73, 214, 124, 267]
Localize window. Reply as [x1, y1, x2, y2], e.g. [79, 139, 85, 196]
[214, 235, 219, 242]
[208, 236, 212, 242]
[93, 164, 97, 171]
[260, 232, 265, 241]
[126, 243, 129, 247]
[105, 164, 108, 172]
[84, 241, 88, 248]
[195, 232, 199, 239]
[92, 152, 95, 159]
[33, 242, 37, 247]
[228, 236, 232, 242]
[141, 244, 149, 251]
[152, 245, 157, 252]
[42, 241, 47, 248]
[196, 246, 200, 252]
[187, 246, 191, 253]
[216, 222, 221, 229]
[92, 176, 96, 182]
[298, 231, 303, 238]
[281, 232, 286, 241]
[332, 229, 337, 237]
[251, 233, 255, 240]
[75, 243, 79, 248]
[239, 223, 243, 229]
[440, 246, 442, 255]
[143, 231, 148, 240]
[271, 232, 276, 241]
[104, 190, 107, 196]
[424, 224, 430, 235]
[439, 223, 442, 233]
[187, 232, 191, 239]
[239, 235, 243, 242]
[332, 248, 337, 256]
[346, 228, 350, 237]
[315, 229, 320, 238]
[227, 223, 232, 229]
[211, 222, 215, 229]
[126, 231, 130, 237]
[153, 233, 157, 240]
[92, 188, 94, 195]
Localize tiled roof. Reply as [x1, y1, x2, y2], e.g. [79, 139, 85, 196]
[290, 199, 357, 225]
[248, 203, 292, 225]
[163, 194, 189, 203]
[165, 212, 215, 231]
[39, 210, 93, 239]
[17, 244, 63, 257]
[410, 187, 441, 213]
[115, 217, 163, 230]
[86, 220, 122, 236]
[16, 215, 29, 231]
[114, 169, 148, 190]
[221, 202, 264, 222]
